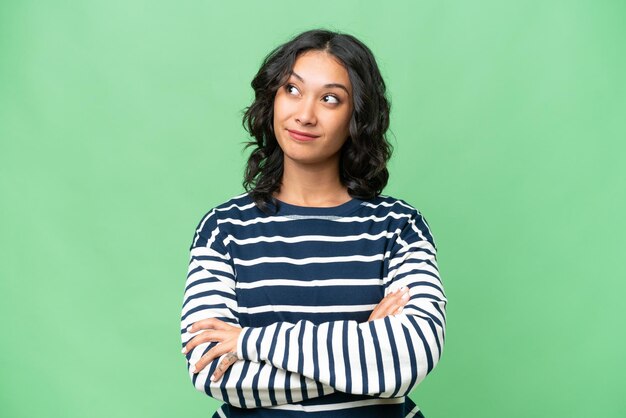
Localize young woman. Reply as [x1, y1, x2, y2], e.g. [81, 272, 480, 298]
[180, 29, 447, 418]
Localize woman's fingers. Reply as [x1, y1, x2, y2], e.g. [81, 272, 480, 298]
[183, 318, 240, 354]
[191, 341, 232, 373]
[368, 292, 396, 321]
[211, 352, 239, 381]
[181, 330, 225, 354]
[186, 323, 242, 376]
[368, 287, 410, 321]
[187, 317, 231, 333]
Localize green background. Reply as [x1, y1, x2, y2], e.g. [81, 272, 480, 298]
[1, 1, 624, 417]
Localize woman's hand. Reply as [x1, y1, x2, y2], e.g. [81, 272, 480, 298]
[367, 286, 410, 322]
[183, 287, 410, 380]
[181, 318, 242, 382]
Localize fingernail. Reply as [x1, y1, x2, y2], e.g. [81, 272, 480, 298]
[181, 347, 187, 354]
[187, 326, 192, 333]
[401, 292, 410, 300]
[210, 375, 216, 381]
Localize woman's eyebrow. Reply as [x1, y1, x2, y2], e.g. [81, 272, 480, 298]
[290, 71, 350, 95]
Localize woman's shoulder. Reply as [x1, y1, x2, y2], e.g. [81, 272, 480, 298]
[195, 192, 256, 223]
[189, 192, 256, 247]
[213, 191, 255, 212]
[371, 194, 437, 248]
[364, 193, 425, 217]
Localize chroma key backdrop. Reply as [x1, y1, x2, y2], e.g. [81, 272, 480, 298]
[1, 1, 624, 417]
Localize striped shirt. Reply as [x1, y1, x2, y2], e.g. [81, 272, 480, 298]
[180, 192, 446, 417]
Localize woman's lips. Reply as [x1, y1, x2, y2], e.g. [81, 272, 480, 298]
[287, 129, 319, 142]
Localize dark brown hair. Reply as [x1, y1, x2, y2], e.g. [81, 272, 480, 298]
[242, 29, 392, 214]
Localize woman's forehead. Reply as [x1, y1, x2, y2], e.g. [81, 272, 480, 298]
[290, 51, 351, 92]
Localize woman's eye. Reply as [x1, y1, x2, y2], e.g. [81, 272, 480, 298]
[285, 84, 299, 95]
[323, 95, 340, 104]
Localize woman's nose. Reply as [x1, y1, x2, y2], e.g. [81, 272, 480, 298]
[295, 98, 317, 126]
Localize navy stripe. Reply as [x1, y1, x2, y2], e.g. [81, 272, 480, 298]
[235, 360, 250, 408]
[251, 361, 264, 407]
[384, 316, 402, 397]
[402, 325, 419, 391]
[357, 325, 368, 394]
[182, 289, 235, 308]
[327, 321, 336, 388]
[267, 366, 277, 405]
[369, 321, 385, 395]
[184, 276, 231, 293]
[180, 304, 238, 323]
[407, 315, 434, 373]
[342, 322, 352, 393]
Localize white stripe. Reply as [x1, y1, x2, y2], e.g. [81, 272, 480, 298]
[289, 366, 302, 400]
[258, 323, 277, 361]
[287, 323, 300, 376]
[391, 260, 440, 281]
[268, 396, 405, 411]
[269, 323, 288, 371]
[187, 263, 233, 282]
[236, 278, 382, 289]
[256, 362, 273, 405]
[244, 327, 262, 361]
[389, 314, 411, 396]
[360, 321, 380, 394]
[394, 238, 435, 257]
[395, 200, 417, 212]
[405, 404, 422, 418]
[373, 318, 396, 397]
[331, 321, 346, 391]
[301, 321, 315, 379]
[214, 200, 256, 213]
[409, 217, 428, 241]
[402, 314, 430, 383]
[193, 211, 232, 249]
[224, 230, 395, 246]
[317, 322, 331, 385]
[218, 211, 412, 227]
[238, 304, 376, 315]
[388, 244, 435, 270]
[187, 268, 235, 290]
[360, 200, 403, 209]
[191, 246, 232, 262]
[239, 360, 259, 407]
[271, 364, 288, 405]
[346, 323, 363, 393]
[189, 342, 210, 390]
[403, 305, 446, 329]
[219, 357, 245, 407]
[184, 281, 236, 301]
[182, 308, 235, 328]
[234, 254, 385, 266]
[181, 294, 237, 317]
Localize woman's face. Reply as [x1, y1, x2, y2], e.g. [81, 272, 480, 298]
[273, 50, 353, 169]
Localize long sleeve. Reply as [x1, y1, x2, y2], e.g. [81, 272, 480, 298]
[180, 209, 336, 408]
[236, 208, 447, 398]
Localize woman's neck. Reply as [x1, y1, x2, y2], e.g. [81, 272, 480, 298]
[274, 159, 351, 207]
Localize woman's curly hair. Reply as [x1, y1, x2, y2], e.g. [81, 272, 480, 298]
[242, 29, 392, 215]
